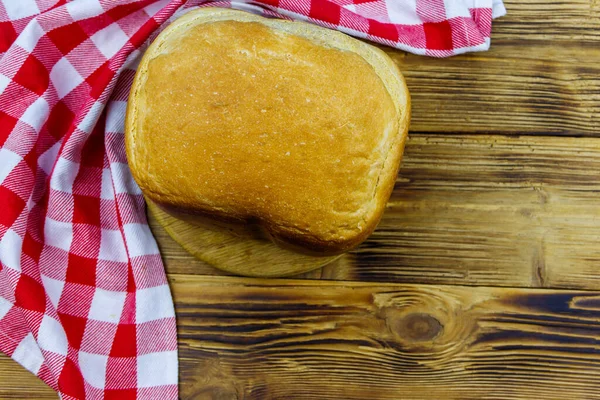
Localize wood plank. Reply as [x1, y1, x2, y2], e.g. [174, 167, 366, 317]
[0, 354, 55, 399]
[155, 134, 600, 290]
[172, 275, 600, 400]
[383, 0, 600, 135]
[328, 134, 600, 289]
[493, 0, 600, 42]
[393, 41, 600, 135]
[4, 275, 600, 398]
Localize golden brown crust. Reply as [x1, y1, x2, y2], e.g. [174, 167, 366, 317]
[126, 8, 410, 255]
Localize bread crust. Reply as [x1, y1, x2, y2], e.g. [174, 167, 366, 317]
[125, 8, 410, 255]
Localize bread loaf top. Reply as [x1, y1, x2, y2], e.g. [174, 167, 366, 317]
[125, 8, 410, 254]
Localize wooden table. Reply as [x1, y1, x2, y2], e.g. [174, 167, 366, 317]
[2, 0, 600, 398]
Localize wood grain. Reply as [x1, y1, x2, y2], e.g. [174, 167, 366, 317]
[174, 276, 600, 400]
[385, 0, 600, 136]
[4, 275, 600, 399]
[0, 354, 55, 399]
[394, 42, 600, 135]
[155, 134, 600, 290]
[492, 0, 600, 42]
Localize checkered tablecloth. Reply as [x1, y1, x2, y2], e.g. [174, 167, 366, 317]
[0, 1, 504, 399]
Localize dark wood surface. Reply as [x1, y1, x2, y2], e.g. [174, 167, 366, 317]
[2, 0, 600, 398]
[174, 277, 600, 400]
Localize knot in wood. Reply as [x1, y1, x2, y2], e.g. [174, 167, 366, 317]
[393, 313, 443, 342]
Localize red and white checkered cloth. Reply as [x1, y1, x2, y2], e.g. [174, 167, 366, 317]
[0, 0, 505, 399]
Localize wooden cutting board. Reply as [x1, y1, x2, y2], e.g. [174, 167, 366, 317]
[146, 198, 341, 277]
[3, 0, 600, 398]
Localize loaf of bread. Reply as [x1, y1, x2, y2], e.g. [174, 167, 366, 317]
[125, 8, 410, 255]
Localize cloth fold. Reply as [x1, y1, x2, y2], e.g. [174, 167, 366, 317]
[0, 0, 504, 398]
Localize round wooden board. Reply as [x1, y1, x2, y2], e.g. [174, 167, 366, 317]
[146, 199, 341, 277]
